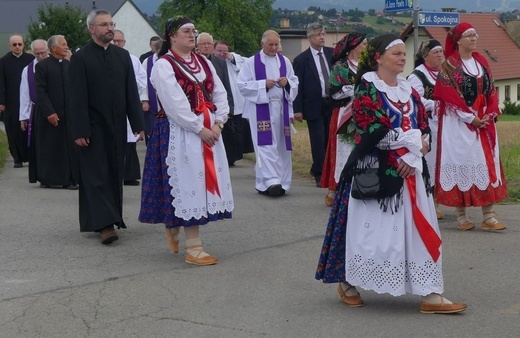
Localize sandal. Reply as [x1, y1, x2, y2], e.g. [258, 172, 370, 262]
[185, 245, 218, 266]
[337, 283, 364, 307]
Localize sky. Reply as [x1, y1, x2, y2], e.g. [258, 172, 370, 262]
[133, 0, 520, 16]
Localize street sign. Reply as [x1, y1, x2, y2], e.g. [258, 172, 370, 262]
[418, 11, 460, 27]
[384, 0, 413, 13]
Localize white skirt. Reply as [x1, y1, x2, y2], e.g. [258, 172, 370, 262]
[345, 171, 444, 296]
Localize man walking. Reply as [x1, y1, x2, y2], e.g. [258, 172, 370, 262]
[293, 23, 334, 186]
[69, 9, 145, 244]
[0, 35, 35, 168]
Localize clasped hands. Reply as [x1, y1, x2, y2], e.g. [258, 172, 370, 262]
[471, 114, 491, 129]
[266, 77, 288, 89]
[397, 134, 430, 178]
[198, 125, 221, 147]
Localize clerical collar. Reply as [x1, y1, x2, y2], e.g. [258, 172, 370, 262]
[12, 52, 23, 58]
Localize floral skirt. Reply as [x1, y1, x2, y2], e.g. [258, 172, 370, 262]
[138, 117, 232, 228]
[315, 174, 350, 283]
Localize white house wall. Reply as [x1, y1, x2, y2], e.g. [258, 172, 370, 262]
[113, 2, 158, 57]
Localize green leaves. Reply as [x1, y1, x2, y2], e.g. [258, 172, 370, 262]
[26, 4, 90, 51]
[157, 0, 274, 55]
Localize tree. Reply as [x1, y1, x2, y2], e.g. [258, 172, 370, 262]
[26, 3, 91, 52]
[157, 0, 274, 56]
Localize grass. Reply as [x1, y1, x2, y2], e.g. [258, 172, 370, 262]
[0, 129, 8, 173]
[290, 120, 520, 202]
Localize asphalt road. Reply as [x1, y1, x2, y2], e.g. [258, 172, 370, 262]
[0, 138, 519, 337]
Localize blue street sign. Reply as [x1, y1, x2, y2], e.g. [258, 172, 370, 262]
[418, 11, 460, 27]
[384, 0, 413, 13]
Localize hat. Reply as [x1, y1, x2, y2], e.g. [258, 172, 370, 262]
[332, 32, 366, 64]
[164, 16, 193, 38]
[445, 22, 475, 58]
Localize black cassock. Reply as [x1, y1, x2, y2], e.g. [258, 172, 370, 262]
[0, 52, 34, 163]
[34, 55, 78, 186]
[69, 42, 144, 232]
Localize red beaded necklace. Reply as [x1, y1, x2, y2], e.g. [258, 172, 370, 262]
[170, 49, 201, 73]
[423, 64, 440, 81]
[462, 57, 481, 77]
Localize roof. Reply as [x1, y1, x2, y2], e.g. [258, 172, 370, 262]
[401, 13, 520, 81]
[0, 0, 130, 33]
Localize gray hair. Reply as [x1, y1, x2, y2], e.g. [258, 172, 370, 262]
[196, 32, 213, 44]
[261, 30, 280, 43]
[86, 9, 111, 28]
[47, 35, 64, 49]
[31, 39, 47, 50]
[114, 29, 125, 38]
[306, 23, 325, 37]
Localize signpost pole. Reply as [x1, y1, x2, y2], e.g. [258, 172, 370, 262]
[413, 0, 419, 54]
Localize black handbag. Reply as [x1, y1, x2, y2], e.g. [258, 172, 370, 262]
[351, 168, 381, 200]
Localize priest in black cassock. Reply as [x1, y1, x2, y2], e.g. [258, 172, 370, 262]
[0, 35, 34, 167]
[34, 35, 79, 189]
[69, 9, 145, 245]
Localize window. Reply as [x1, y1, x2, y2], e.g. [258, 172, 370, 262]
[495, 86, 499, 99]
[505, 85, 511, 101]
[517, 84, 520, 101]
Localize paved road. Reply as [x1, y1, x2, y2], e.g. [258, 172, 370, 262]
[0, 138, 519, 337]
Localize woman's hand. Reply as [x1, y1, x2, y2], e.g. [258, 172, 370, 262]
[420, 134, 430, 157]
[471, 115, 490, 128]
[198, 128, 218, 147]
[396, 161, 415, 178]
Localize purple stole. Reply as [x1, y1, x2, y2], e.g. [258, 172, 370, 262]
[27, 61, 36, 146]
[253, 52, 291, 150]
[146, 55, 158, 113]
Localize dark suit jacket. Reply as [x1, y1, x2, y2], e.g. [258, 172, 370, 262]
[207, 54, 234, 116]
[293, 46, 333, 120]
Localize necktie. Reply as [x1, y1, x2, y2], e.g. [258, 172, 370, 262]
[318, 51, 329, 95]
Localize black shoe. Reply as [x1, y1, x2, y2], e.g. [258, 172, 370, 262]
[40, 183, 50, 188]
[14, 162, 23, 168]
[124, 180, 140, 186]
[267, 184, 283, 197]
[315, 175, 322, 188]
[63, 184, 79, 190]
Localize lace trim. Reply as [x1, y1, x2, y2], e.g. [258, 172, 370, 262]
[439, 163, 501, 191]
[347, 255, 443, 296]
[363, 72, 412, 103]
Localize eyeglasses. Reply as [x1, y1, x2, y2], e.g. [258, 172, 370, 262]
[311, 32, 326, 37]
[179, 29, 198, 37]
[34, 51, 48, 56]
[461, 33, 479, 40]
[113, 39, 125, 43]
[11, 43, 23, 47]
[198, 42, 213, 46]
[93, 22, 116, 28]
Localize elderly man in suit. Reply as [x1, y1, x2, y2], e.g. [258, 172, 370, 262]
[293, 23, 334, 187]
[197, 32, 236, 166]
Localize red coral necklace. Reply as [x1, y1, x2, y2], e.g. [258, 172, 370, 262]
[170, 50, 201, 73]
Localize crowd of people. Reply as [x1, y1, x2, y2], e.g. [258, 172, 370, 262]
[0, 9, 510, 314]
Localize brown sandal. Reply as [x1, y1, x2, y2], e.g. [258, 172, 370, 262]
[337, 283, 364, 307]
[185, 245, 218, 266]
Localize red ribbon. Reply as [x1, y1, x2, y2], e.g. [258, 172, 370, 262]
[472, 93, 498, 183]
[396, 147, 441, 262]
[197, 100, 221, 198]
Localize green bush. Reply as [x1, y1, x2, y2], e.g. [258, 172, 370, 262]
[502, 100, 520, 115]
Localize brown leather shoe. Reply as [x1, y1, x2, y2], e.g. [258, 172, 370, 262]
[337, 284, 364, 307]
[420, 299, 467, 314]
[185, 245, 218, 266]
[100, 226, 118, 245]
[457, 221, 475, 231]
[482, 220, 507, 231]
[325, 190, 335, 207]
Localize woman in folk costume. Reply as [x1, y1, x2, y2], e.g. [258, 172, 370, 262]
[433, 22, 507, 231]
[139, 16, 234, 266]
[407, 39, 446, 219]
[316, 34, 466, 314]
[320, 32, 367, 207]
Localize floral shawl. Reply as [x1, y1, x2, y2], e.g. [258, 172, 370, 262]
[343, 75, 431, 211]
